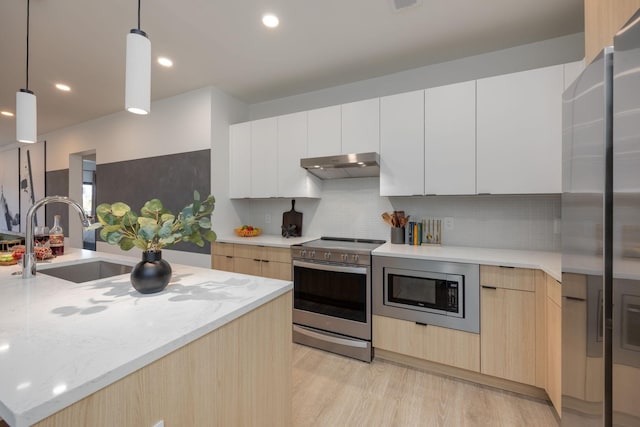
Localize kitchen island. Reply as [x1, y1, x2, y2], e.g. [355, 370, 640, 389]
[0, 249, 292, 427]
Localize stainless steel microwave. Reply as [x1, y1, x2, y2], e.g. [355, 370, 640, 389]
[373, 256, 479, 334]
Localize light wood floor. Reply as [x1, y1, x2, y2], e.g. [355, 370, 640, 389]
[293, 343, 559, 427]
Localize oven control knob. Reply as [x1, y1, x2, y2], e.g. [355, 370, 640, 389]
[300, 250, 307, 257]
[324, 252, 331, 260]
[310, 250, 316, 258]
[352, 254, 359, 263]
[341, 254, 348, 262]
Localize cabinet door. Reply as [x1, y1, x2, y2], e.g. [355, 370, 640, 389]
[277, 112, 321, 198]
[481, 286, 536, 385]
[261, 261, 291, 281]
[379, 90, 424, 196]
[229, 122, 252, 198]
[234, 257, 263, 276]
[477, 65, 563, 194]
[425, 81, 476, 195]
[341, 98, 380, 154]
[212, 255, 235, 273]
[308, 105, 341, 157]
[251, 118, 278, 198]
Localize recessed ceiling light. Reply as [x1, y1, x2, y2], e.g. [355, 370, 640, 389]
[262, 13, 279, 28]
[55, 83, 71, 92]
[1, 111, 14, 117]
[157, 56, 173, 67]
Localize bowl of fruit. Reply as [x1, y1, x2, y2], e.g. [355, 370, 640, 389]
[234, 225, 262, 237]
[0, 251, 19, 266]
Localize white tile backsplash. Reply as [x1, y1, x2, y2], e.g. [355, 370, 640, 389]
[230, 178, 560, 251]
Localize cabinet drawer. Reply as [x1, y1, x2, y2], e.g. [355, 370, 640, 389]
[372, 315, 480, 372]
[212, 242, 234, 257]
[480, 265, 535, 292]
[263, 247, 291, 263]
[234, 244, 263, 260]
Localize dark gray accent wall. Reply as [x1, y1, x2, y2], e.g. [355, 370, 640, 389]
[45, 169, 70, 235]
[96, 150, 211, 254]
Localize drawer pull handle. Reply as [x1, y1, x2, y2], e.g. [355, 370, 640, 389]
[415, 322, 427, 326]
[262, 259, 270, 263]
[253, 258, 261, 262]
[225, 256, 233, 259]
[482, 286, 497, 290]
[563, 296, 586, 302]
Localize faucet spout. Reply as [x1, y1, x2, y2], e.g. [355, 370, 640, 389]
[23, 196, 96, 279]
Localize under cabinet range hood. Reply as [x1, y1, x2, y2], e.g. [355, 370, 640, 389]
[300, 152, 380, 179]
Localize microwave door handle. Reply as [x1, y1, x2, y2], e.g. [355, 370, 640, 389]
[293, 260, 367, 275]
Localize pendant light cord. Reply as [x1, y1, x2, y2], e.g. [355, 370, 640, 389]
[25, 0, 30, 90]
[137, 0, 141, 30]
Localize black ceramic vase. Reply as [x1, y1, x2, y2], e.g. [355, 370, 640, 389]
[130, 250, 172, 294]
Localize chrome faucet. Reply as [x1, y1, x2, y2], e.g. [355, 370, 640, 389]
[23, 196, 95, 278]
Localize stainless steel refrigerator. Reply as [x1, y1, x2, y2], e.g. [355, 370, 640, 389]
[562, 9, 640, 427]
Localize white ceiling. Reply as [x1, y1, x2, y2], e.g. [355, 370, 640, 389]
[0, 0, 584, 147]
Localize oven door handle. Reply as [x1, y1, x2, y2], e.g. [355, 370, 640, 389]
[293, 325, 368, 348]
[293, 259, 367, 275]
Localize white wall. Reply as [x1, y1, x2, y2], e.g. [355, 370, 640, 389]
[235, 179, 561, 251]
[40, 87, 249, 266]
[249, 33, 584, 120]
[44, 88, 214, 170]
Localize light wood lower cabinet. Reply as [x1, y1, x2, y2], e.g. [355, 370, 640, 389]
[372, 315, 480, 372]
[546, 274, 562, 416]
[480, 266, 547, 389]
[212, 242, 292, 280]
[33, 292, 293, 427]
[481, 283, 537, 385]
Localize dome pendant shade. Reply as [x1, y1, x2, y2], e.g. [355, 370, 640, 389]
[16, 89, 37, 143]
[125, 30, 151, 115]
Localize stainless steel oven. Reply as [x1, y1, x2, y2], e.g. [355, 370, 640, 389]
[291, 237, 384, 362]
[373, 256, 480, 334]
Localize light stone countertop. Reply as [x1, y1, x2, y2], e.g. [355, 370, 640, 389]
[0, 248, 292, 427]
[373, 243, 561, 281]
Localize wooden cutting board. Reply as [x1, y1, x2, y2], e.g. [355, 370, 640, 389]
[282, 199, 302, 237]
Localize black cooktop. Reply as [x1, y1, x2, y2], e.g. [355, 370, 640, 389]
[297, 237, 385, 253]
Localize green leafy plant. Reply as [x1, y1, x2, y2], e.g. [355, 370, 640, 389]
[96, 191, 216, 252]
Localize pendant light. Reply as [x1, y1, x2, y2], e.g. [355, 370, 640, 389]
[16, 0, 37, 143]
[125, 0, 151, 115]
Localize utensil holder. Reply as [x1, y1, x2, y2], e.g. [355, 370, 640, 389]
[390, 227, 405, 244]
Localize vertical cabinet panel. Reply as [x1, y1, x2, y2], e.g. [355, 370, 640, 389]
[481, 286, 536, 385]
[250, 118, 278, 198]
[308, 105, 341, 157]
[380, 90, 425, 196]
[425, 81, 476, 195]
[229, 123, 252, 198]
[342, 98, 380, 154]
[277, 112, 321, 198]
[477, 65, 563, 194]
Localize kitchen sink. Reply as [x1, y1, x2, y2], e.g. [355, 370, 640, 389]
[39, 260, 133, 283]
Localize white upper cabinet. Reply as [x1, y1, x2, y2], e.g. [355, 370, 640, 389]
[342, 98, 380, 154]
[308, 105, 341, 157]
[277, 111, 321, 198]
[380, 90, 425, 196]
[250, 118, 278, 198]
[229, 122, 252, 198]
[564, 60, 585, 90]
[425, 81, 477, 195]
[477, 64, 564, 194]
